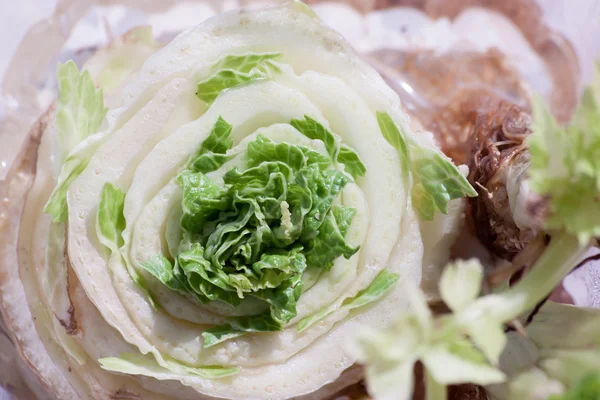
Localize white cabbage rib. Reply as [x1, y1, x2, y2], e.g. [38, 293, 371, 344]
[8, 4, 465, 400]
[11, 28, 169, 400]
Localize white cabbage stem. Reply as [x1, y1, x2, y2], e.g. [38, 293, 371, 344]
[426, 369, 448, 400]
[1, 4, 472, 400]
[506, 159, 533, 231]
[480, 233, 591, 324]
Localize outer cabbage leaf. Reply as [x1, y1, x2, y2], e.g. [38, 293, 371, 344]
[44, 61, 107, 222]
[376, 111, 409, 176]
[44, 159, 88, 222]
[304, 206, 359, 270]
[140, 255, 187, 293]
[295, 165, 352, 243]
[409, 145, 477, 219]
[55, 61, 107, 159]
[178, 170, 232, 232]
[99, 352, 239, 379]
[196, 52, 283, 105]
[290, 115, 339, 158]
[246, 135, 330, 171]
[337, 144, 367, 178]
[297, 269, 399, 332]
[194, 116, 233, 155]
[97, 183, 158, 308]
[96, 183, 126, 250]
[189, 116, 234, 173]
[376, 112, 476, 220]
[202, 254, 306, 348]
[291, 115, 366, 179]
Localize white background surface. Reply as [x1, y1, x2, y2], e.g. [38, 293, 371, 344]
[2, 0, 600, 82]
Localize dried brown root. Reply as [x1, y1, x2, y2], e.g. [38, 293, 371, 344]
[467, 102, 540, 261]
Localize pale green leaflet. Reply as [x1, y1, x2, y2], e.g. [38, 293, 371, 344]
[196, 53, 283, 105]
[376, 111, 477, 220]
[44, 61, 107, 222]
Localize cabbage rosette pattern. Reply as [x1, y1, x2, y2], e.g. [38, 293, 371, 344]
[0, 3, 475, 400]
